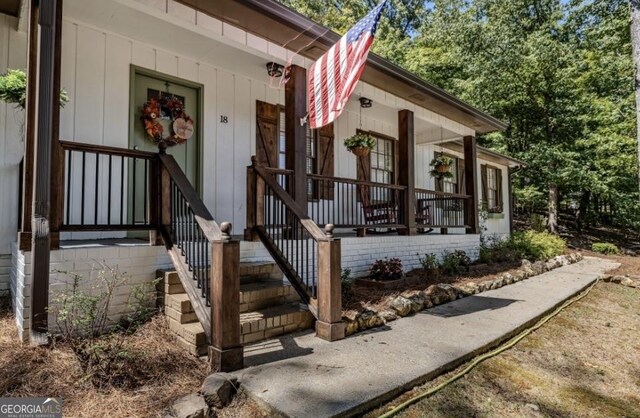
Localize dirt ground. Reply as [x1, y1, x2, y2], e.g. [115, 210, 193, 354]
[366, 276, 640, 417]
[0, 297, 208, 418]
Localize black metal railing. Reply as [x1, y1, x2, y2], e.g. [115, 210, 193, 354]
[169, 177, 211, 305]
[251, 164, 327, 309]
[415, 188, 471, 229]
[60, 141, 156, 231]
[307, 174, 407, 229]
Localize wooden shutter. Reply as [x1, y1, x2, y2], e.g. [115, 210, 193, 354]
[356, 149, 371, 182]
[457, 158, 466, 195]
[316, 123, 335, 200]
[256, 100, 279, 168]
[480, 164, 488, 210]
[497, 168, 504, 212]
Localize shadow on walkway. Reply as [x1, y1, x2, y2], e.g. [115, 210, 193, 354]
[421, 295, 521, 318]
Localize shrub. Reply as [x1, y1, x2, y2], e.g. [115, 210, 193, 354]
[592, 242, 620, 255]
[341, 268, 355, 302]
[511, 230, 566, 261]
[440, 250, 471, 276]
[369, 258, 403, 281]
[478, 234, 521, 264]
[417, 253, 439, 271]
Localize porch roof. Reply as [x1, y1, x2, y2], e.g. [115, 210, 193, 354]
[443, 140, 527, 168]
[0, 0, 19, 17]
[175, 0, 508, 135]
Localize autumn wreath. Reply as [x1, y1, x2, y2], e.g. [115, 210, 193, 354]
[141, 96, 194, 146]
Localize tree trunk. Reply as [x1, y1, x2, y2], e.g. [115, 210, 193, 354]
[631, 0, 640, 193]
[548, 184, 559, 234]
[576, 189, 591, 232]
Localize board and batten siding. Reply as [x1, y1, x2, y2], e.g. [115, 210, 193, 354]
[0, 14, 27, 255]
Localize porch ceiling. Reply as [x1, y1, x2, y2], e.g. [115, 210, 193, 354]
[175, 0, 507, 134]
[0, 0, 20, 17]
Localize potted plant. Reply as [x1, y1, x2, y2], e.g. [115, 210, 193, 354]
[429, 155, 454, 179]
[0, 68, 69, 110]
[344, 132, 376, 157]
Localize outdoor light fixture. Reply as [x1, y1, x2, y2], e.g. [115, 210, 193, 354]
[266, 62, 284, 77]
[359, 97, 373, 108]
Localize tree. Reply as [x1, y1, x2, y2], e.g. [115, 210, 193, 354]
[631, 0, 640, 193]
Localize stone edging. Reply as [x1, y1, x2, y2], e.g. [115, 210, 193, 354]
[342, 253, 586, 337]
[600, 274, 640, 289]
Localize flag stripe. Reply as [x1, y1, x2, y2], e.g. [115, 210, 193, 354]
[307, 0, 386, 129]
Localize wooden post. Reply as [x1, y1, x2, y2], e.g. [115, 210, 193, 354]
[508, 167, 514, 234]
[463, 136, 480, 234]
[49, 0, 64, 249]
[316, 225, 346, 342]
[17, 0, 39, 251]
[284, 65, 307, 209]
[398, 109, 416, 235]
[244, 157, 260, 241]
[31, 0, 60, 342]
[209, 222, 243, 372]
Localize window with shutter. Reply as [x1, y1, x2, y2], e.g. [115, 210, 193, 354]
[258, 101, 334, 199]
[481, 164, 503, 213]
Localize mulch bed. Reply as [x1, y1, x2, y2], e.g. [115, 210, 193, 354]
[343, 259, 525, 316]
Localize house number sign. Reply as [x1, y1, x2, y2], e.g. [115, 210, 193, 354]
[220, 115, 229, 123]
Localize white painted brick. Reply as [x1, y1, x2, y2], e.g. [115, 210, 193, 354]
[196, 12, 223, 35]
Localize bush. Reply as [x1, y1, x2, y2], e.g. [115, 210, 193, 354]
[341, 268, 355, 302]
[479, 235, 521, 264]
[440, 250, 471, 276]
[511, 230, 566, 261]
[369, 258, 403, 281]
[592, 242, 620, 255]
[417, 253, 439, 271]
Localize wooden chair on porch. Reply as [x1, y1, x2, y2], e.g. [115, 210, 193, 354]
[357, 184, 434, 235]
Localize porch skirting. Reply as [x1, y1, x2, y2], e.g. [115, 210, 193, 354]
[7, 234, 480, 341]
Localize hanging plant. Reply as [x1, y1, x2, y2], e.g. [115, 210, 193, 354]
[430, 155, 454, 179]
[140, 96, 194, 147]
[0, 69, 69, 109]
[344, 132, 376, 157]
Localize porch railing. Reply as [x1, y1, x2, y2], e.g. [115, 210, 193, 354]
[307, 173, 407, 229]
[60, 140, 156, 231]
[414, 188, 472, 229]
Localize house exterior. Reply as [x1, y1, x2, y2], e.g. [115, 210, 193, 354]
[0, 0, 523, 370]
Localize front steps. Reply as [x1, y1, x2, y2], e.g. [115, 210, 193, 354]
[157, 261, 315, 356]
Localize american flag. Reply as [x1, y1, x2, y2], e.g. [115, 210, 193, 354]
[307, 1, 387, 129]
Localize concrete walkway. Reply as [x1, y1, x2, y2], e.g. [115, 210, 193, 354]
[237, 257, 619, 418]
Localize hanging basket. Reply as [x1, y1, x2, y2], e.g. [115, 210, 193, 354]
[435, 163, 451, 174]
[350, 146, 371, 157]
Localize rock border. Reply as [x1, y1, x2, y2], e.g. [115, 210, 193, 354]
[342, 253, 585, 337]
[600, 274, 640, 289]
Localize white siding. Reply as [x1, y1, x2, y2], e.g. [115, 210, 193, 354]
[0, 15, 26, 255]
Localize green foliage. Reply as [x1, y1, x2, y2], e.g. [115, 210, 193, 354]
[417, 252, 439, 271]
[341, 268, 355, 301]
[512, 230, 567, 261]
[591, 242, 620, 255]
[480, 230, 566, 263]
[0, 69, 69, 109]
[429, 155, 455, 179]
[370, 257, 404, 281]
[440, 250, 471, 276]
[344, 132, 376, 151]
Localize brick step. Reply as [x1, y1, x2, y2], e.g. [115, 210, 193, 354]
[240, 303, 315, 345]
[240, 261, 283, 283]
[165, 293, 194, 314]
[240, 280, 299, 313]
[168, 319, 207, 348]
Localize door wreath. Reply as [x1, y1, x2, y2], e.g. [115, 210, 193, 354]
[141, 96, 194, 146]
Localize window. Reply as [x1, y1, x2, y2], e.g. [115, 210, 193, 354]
[482, 164, 503, 213]
[370, 134, 395, 184]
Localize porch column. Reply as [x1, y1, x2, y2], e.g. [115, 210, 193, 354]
[31, 0, 63, 342]
[284, 64, 307, 209]
[463, 135, 480, 234]
[398, 109, 416, 235]
[17, 0, 39, 251]
[316, 225, 346, 341]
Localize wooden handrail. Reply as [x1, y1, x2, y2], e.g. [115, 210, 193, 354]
[415, 187, 472, 200]
[253, 163, 328, 242]
[159, 154, 223, 242]
[59, 140, 157, 159]
[308, 173, 408, 191]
